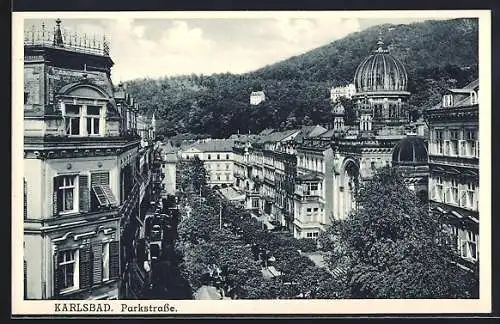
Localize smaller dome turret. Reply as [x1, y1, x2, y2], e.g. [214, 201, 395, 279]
[392, 135, 428, 166]
[332, 102, 345, 116]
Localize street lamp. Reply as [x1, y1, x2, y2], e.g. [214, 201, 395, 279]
[219, 201, 222, 230]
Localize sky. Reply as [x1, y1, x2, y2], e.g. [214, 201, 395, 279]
[23, 13, 457, 84]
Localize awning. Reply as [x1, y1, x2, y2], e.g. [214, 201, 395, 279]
[217, 187, 246, 202]
[296, 172, 323, 182]
[450, 210, 464, 219]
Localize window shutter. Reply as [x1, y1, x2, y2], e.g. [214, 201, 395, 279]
[109, 241, 120, 279]
[53, 177, 60, 216]
[91, 172, 109, 186]
[79, 174, 90, 213]
[79, 245, 93, 289]
[54, 252, 63, 296]
[101, 172, 110, 185]
[92, 243, 103, 284]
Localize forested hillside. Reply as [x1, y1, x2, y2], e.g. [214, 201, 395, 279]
[124, 18, 478, 139]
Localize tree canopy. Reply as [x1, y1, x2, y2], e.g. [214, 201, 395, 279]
[321, 167, 479, 298]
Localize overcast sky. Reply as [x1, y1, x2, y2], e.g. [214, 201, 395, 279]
[24, 14, 456, 83]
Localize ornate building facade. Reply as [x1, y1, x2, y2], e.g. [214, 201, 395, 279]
[22, 20, 155, 300]
[426, 79, 479, 269]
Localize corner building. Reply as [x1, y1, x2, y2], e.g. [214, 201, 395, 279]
[23, 20, 145, 299]
[426, 79, 479, 269]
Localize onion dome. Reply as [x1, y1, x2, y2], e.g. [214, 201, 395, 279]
[332, 102, 345, 116]
[392, 135, 428, 166]
[354, 39, 408, 93]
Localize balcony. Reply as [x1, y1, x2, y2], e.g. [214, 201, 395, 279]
[139, 170, 152, 200]
[292, 217, 323, 230]
[120, 182, 140, 221]
[294, 194, 324, 204]
[245, 189, 260, 197]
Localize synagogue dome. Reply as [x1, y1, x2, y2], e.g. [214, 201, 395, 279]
[354, 39, 408, 94]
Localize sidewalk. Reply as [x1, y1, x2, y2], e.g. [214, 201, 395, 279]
[299, 251, 348, 279]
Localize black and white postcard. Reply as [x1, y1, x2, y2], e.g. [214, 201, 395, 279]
[11, 10, 492, 316]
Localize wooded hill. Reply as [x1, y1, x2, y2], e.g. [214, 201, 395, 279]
[124, 18, 478, 139]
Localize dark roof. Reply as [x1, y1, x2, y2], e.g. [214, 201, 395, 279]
[258, 129, 298, 144]
[188, 139, 235, 152]
[319, 129, 336, 139]
[463, 78, 479, 90]
[294, 125, 328, 143]
[392, 135, 428, 165]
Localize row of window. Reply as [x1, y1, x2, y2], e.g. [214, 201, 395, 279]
[306, 207, 322, 214]
[298, 207, 324, 223]
[185, 153, 230, 160]
[299, 156, 325, 174]
[205, 163, 231, 170]
[430, 128, 479, 158]
[431, 177, 478, 210]
[442, 91, 478, 108]
[432, 128, 477, 141]
[306, 232, 319, 238]
[296, 182, 321, 196]
[56, 241, 119, 293]
[430, 139, 479, 158]
[209, 172, 231, 182]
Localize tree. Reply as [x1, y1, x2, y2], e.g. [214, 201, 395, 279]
[177, 157, 208, 195]
[323, 166, 478, 298]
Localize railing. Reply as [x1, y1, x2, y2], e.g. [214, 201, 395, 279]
[24, 23, 110, 57]
[294, 193, 323, 203]
[293, 217, 322, 227]
[120, 182, 140, 220]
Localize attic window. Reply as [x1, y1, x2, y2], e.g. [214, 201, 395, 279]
[470, 91, 478, 105]
[442, 94, 453, 107]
